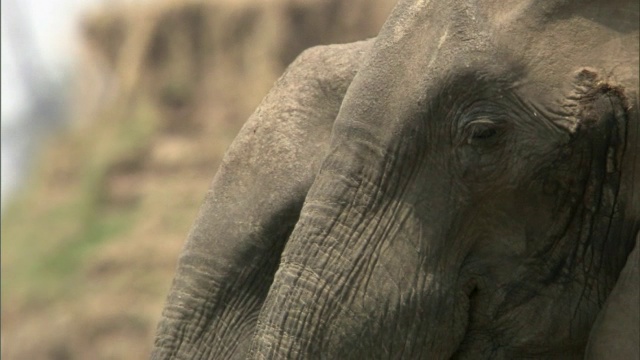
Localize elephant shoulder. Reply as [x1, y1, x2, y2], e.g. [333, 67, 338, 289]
[247, 38, 374, 132]
[278, 39, 374, 96]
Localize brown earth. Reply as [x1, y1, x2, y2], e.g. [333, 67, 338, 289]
[0, 0, 397, 358]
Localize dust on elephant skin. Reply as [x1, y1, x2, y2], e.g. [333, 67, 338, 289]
[151, 0, 640, 359]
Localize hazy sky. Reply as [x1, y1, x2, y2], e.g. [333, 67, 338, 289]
[0, 0, 159, 124]
[1, 0, 119, 205]
[1, 0, 104, 123]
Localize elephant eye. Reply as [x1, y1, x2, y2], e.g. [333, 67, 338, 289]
[471, 127, 497, 140]
[464, 119, 502, 145]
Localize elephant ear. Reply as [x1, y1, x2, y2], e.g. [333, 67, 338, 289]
[152, 39, 373, 359]
[585, 233, 639, 359]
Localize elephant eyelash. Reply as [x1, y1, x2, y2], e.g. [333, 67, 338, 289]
[470, 124, 498, 140]
[463, 118, 505, 145]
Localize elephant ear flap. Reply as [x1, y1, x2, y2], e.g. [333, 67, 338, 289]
[551, 69, 629, 194]
[570, 68, 628, 203]
[564, 68, 630, 151]
[570, 68, 631, 141]
[552, 69, 635, 278]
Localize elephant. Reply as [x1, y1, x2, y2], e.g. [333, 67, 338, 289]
[151, 0, 639, 358]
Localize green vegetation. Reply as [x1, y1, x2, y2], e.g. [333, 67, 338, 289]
[1, 97, 158, 304]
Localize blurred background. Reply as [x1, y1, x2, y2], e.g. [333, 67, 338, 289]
[1, 0, 397, 358]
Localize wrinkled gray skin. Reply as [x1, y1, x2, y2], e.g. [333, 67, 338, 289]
[152, 0, 639, 358]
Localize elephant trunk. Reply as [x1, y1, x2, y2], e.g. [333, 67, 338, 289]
[151, 180, 303, 360]
[249, 147, 472, 359]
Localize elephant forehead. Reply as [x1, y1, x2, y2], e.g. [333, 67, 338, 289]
[337, 0, 638, 136]
[495, 6, 639, 104]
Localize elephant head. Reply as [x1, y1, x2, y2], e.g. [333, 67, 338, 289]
[152, 0, 639, 358]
